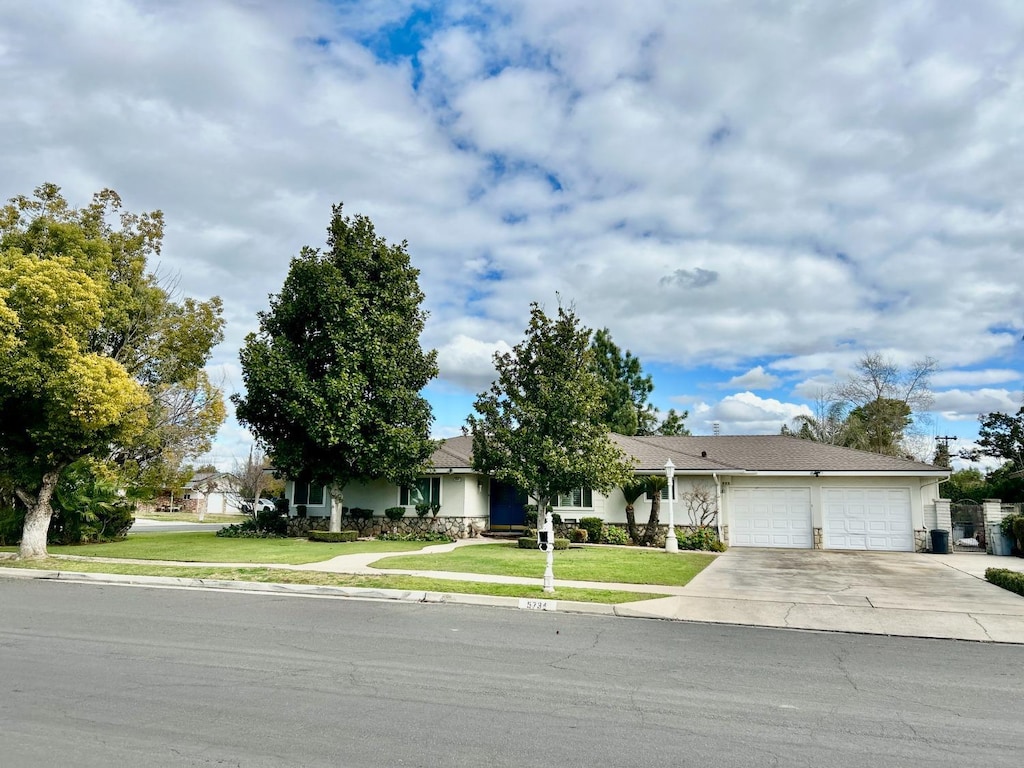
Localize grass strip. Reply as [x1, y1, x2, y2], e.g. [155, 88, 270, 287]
[0, 558, 664, 604]
[372, 542, 715, 586]
[2, 532, 431, 565]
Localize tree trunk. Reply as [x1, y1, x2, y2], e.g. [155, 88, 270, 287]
[624, 503, 639, 544]
[641, 495, 661, 547]
[16, 468, 63, 559]
[329, 485, 343, 533]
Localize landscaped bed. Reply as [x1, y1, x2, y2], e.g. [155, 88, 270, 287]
[370, 541, 716, 586]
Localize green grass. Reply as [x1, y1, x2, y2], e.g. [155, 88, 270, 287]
[135, 512, 245, 524]
[0, 532, 430, 565]
[372, 542, 715, 586]
[0, 558, 660, 604]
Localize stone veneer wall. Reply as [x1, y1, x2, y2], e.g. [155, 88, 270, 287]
[286, 515, 487, 539]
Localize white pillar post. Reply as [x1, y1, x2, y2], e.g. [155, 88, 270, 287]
[665, 460, 678, 552]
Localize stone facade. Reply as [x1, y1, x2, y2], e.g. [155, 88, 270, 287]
[286, 514, 487, 540]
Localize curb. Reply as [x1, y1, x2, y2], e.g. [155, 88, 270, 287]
[0, 567, 629, 618]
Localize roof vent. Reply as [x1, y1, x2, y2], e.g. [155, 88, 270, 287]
[701, 450, 707, 458]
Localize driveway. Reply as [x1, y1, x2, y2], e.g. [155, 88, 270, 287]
[621, 549, 1024, 643]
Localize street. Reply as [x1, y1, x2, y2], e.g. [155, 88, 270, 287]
[1, 579, 1022, 767]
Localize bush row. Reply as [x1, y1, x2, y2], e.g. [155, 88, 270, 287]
[985, 568, 1024, 597]
[517, 536, 570, 550]
[309, 530, 359, 543]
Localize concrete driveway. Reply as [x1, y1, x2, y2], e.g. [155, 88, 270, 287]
[623, 549, 1024, 643]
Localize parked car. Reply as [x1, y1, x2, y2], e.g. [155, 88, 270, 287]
[250, 498, 277, 513]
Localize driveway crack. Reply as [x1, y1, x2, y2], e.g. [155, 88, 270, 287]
[966, 613, 994, 641]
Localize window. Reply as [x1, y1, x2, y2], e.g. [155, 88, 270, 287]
[400, 477, 441, 506]
[293, 482, 325, 506]
[646, 483, 676, 501]
[556, 487, 593, 508]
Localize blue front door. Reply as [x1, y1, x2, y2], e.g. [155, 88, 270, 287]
[489, 480, 527, 529]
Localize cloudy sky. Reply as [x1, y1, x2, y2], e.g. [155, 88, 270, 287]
[2, 0, 1022, 468]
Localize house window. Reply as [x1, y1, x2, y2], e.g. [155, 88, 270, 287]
[400, 477, 441, 506]
[646, 483, 676, 501]
[293, 482, 325, 506]
[556, 487, 593, 508]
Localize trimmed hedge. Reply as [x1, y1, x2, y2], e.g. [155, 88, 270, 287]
[518, 537, 570, 550]
[579, 517, 604, 546]
[309, 530, 359, 543]
[985, 568, 1024, 597]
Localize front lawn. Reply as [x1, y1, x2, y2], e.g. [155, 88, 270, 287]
[0, 558, 661, 604]
[0, 532, 431, 565]
[371, 542, 716, 586]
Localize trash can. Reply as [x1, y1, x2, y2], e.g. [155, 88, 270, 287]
[987, 523, 1011, 556]
[930, 528, 949, 554]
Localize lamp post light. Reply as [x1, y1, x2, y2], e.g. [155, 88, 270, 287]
[664, 459, 678, 552]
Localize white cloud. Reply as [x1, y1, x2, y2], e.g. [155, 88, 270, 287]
[722, 366, 781, 390]
[691, 392, 811, 435]
[931, 369, 1023, 387]
[3, 0, 1024, 458]
[436, 334, 513, 392]
[931, 388, 1024, 420]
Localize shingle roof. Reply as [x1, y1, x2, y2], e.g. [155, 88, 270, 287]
[429, 433, 946, 475]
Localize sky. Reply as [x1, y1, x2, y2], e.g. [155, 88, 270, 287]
[1, 0, 1022, 471]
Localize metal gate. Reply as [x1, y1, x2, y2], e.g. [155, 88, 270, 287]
[950, 502, 985, 553]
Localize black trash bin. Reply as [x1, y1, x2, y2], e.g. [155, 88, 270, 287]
[930, 528, 949, 554]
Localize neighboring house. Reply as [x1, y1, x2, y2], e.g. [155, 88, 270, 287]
[184, 472, 244, 516]
[284, 434, 951, 552]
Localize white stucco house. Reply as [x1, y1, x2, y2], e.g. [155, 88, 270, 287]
[183, 472, 244, 516]
[284, 434, 951, 552]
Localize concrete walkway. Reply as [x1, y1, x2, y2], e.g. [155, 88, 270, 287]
[5, 539, 1024, 643]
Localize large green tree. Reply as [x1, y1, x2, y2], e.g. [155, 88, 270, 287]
[0, 184, 225, 558]
[467, 303, 633, 517]
[589, 328, 690, 436]
[973, 406, 1024, 472]
[233, 204, 437, 531]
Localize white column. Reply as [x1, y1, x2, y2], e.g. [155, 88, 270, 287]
[665, 460, 678, 552]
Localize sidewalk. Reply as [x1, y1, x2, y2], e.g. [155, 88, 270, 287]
[4, 540, 1024, 643]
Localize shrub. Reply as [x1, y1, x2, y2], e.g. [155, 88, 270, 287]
[518, 537, 570, 550]
[677, 527, 726, 552]
[579, 517, 604, 546]
[414, 503, 432, 518]
[217, 519, 283, 538]
[295, 504, 307, 518]
[308, 529, 359, 542]
[986, 568, 1024, 597]
[274, 497, 290, 516]
[604, 526, 629, 546]
[348, 508, 373, 521]
[384, 506, 406, 522]
[0, 506, 23, 546]
[570, 528, 588, 543]
[524, 504, 555, 528]
[377, 531, 453, 542]
[1001, 514, 1024, 550]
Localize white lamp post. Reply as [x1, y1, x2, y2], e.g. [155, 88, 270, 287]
[664, 459, 678, 552]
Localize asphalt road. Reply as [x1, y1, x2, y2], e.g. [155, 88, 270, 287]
[1, 579, 1022, 768]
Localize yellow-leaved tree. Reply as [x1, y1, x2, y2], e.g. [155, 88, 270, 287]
[0, 185, 225, 558]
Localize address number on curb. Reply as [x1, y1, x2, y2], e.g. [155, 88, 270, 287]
[518, 598, 557, 611]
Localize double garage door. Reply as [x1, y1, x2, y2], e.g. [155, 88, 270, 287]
[729, 486, 912, 551]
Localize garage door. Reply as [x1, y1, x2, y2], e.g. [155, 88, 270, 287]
[822, 488, 913, 551]
[729, 488, 812, 548]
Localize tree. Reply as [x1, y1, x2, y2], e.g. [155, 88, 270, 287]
[589, 328, 690, 436]
[620, 476, 667, 546]
[656, 408, 691, 436]
[467, 303, 633, 523]
[233, 204, 437, 531]
[590, 328, 655, 435]
[785, 354, 937, 457]
[972, 406, 1024, 472]
[0, 184, 224, 558]
[833, 352, 937, 456]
